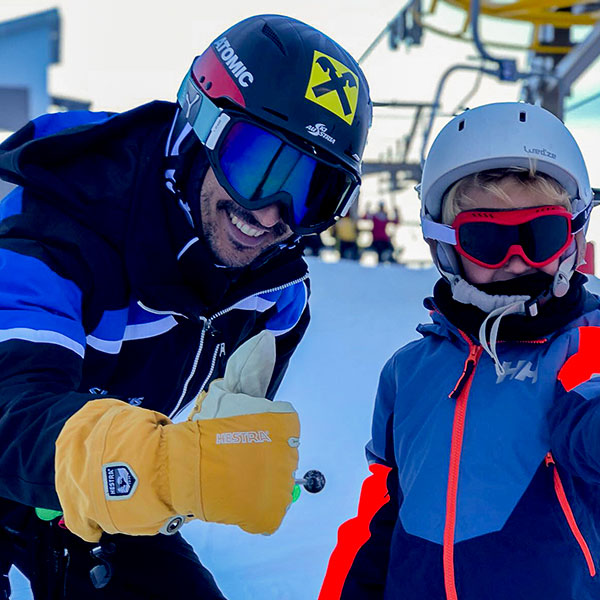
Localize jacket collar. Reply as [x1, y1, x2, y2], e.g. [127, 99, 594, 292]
[426, 272, 591, 343]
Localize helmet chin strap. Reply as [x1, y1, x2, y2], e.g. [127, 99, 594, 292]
[245, 233, 302, 272]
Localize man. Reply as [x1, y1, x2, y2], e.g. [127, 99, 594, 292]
[0, 14, 372, 599]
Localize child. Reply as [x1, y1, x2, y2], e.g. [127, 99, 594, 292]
[320, 102, 600, 599]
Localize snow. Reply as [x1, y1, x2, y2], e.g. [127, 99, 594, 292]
[9, 258, 600, 599]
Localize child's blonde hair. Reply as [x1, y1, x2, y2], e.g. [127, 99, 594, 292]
[441, 167, 571, 225]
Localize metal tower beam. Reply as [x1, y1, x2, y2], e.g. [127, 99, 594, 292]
[546, 20, 600, 95]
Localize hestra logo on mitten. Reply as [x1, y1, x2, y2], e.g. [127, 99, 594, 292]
[216, 431, 272, 444]
[102, 462, 138, 500]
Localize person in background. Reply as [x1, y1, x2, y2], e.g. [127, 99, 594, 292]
[320, 102, 600, 600]
[334, 215, 360, 260]
[0, 14, 372, 599]
[365, 201, 399, 264]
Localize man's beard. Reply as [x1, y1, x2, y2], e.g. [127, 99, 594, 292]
[201, 198, 289, 267]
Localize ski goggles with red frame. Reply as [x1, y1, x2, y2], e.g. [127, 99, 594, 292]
[177, 66, 360, 235]
[451, 205, 573, 268]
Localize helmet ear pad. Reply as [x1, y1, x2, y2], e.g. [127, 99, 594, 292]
[426, 239, 463, 279]
[574, 230, 588, 269]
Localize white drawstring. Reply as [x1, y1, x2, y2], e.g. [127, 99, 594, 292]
[448, 275, 532, 376]
[478, 300, 529, 376]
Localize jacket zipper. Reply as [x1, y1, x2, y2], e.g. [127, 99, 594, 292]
[167, 274, 308, 419]
[168, 317, 210, 419]
[196, 342, 226, 403]
[545, 452, 596, 576]
[444, 339, 483, 600]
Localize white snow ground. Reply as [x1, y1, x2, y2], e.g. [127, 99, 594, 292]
[9, 257, 600, 599]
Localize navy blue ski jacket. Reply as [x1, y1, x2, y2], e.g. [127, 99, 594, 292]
[0, 102, 310, 513]
[323, 278, 600, 600]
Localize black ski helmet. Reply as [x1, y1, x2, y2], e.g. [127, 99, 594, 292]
[179, 14, 372, 177]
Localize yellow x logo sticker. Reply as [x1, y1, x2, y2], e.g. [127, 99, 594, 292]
[305, 51, 359, 125]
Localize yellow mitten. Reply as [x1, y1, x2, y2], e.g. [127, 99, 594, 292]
[55, 331, 299, 542]
[188, 330, 300, 533]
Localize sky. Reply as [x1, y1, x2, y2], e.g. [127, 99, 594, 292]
[2, 1, 600, 265]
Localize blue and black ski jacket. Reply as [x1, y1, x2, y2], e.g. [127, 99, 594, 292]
[0, 101, 310, 513]
[323, 277, 600, 600]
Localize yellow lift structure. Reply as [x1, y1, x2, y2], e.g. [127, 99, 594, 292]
[417, 0, 600, 54]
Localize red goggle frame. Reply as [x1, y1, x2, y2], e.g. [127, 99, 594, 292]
[452, 205, 573, 269]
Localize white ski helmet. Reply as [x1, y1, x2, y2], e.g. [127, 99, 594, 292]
[419, 102, 593, 291]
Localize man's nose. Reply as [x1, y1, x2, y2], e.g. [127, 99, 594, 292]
[252, 203, 283, 229]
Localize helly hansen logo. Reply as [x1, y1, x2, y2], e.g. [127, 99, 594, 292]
[496, 360, 538, 384]
[102, 462, 138, 501]
[213, 37, 254, 87]
[216, 431, 272, 444]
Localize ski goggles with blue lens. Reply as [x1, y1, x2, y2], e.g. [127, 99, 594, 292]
[177, 71, 360, 234]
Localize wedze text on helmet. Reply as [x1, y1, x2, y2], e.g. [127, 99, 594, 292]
[213, 37, 254, 87]
[523, 145, 557, 160]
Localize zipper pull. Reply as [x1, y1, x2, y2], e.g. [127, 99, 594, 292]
[199, 317, 217, 336]
[219, 343, 226, 356]
[545, 452, 555, 467]
[449, 346, 482, 400]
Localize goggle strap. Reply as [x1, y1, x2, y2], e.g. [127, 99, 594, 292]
[340, 187, 360, 217]
[205, 114, 231, 150]
[421, 218, 457, 244]
[177, 70, 224, 147]
[572, 203, 592, 234]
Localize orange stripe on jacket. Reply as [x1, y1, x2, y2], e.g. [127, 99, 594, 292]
[318, 463, 392, 600]
[558, 326, 600, 392]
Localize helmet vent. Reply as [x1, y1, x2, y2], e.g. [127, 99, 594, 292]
[520, 111, 527, 122]
[261, 23, 287, 56]
[458, 119, 465, 131]
[262, 106, 289, 121]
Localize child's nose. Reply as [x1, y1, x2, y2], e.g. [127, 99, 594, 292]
[503, 255, 531, 275]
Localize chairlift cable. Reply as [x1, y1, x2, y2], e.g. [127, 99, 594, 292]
[357, 1, 417, 64]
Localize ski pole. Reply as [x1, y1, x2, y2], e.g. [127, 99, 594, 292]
[293, 469, 326, 502]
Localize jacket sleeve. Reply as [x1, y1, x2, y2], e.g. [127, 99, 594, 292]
[548, 325, 600, 483]
[0, 199, 125, 510]
[319, 359, 399, 600]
